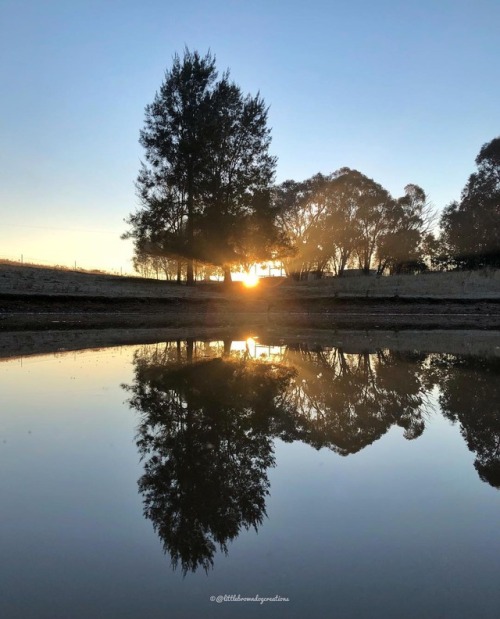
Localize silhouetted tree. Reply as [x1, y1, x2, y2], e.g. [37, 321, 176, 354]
[376, 184, 435, 274]
[124, 50, 279, 285]
[274, 174, 330, 278]
[316, 168, 396, 276]
[345, 170, 393, 274]
[276, 169, 415, 277]
[132, 244, 186, 281]
[318, 169, 362, 276]
[440, 136, 500, 269]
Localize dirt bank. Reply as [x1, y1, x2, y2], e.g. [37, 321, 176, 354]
[2, 327, 500, 361]
[1, 293, 500, 331]
[1, 263, 500, 332]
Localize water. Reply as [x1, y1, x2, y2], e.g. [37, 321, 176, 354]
[1, 335, 499, 618]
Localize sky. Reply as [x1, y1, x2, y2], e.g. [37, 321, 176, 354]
[1, 0, 499, 273]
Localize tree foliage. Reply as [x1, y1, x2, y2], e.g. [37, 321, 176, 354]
[439, 136, 500, 269]
[376, 183, 435, 274]
[274, 174, 331, 278]
[274, 169, 433, 277]
[124, 64, 497, 282]
[124, 50, 281, 284]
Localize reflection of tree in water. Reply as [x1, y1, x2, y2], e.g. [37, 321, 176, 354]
[125, 339, 500, 573]
[124, 340, 296, 574]
[432, 355, 500, 489]
[283, 345, 430, 455]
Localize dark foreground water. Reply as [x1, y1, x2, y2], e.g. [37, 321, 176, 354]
[1, 335, 499, 619]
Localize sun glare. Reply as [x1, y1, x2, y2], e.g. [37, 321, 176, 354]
[242, 273, 259, 288]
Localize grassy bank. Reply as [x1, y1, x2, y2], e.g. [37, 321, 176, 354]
[1, 263, 500, 332]
[2, 262, 500, 299]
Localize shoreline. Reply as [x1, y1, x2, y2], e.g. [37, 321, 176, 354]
[1, 294, 500, 332]
[2, 265, 500, 334]
[2, 327, 500, 361]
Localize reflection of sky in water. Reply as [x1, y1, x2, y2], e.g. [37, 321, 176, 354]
[177, 337, 286, 361]
[0, 343, 499, 619]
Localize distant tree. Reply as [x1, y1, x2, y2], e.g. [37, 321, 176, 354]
[124, 49, 279, 285]
[274, 175, 330, 279]
[344, 170, 393, 274]
[318, 168, 374, 276]
[131, 247, 153, 278]
[299, 169, 394, 276]
[440, 136, 500, 269]
[420, 232, 441, 271]
[376, 184, 435, 274]
[276, 169, 414, 277]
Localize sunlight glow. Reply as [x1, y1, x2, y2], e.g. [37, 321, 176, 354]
[242, 273, 259, 288]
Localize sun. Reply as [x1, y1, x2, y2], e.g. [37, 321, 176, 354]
[242, 273, 259, 288]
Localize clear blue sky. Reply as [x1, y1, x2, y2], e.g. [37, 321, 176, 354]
[1, 0, 498, 272]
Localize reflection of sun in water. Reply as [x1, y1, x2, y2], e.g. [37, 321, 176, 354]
[242, 273, 259, 288]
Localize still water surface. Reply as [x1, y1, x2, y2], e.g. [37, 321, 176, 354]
[1, 336, 499, 618]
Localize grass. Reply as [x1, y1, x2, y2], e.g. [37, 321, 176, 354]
[0, 260, 499, 303]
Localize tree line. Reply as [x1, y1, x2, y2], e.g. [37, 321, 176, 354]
[123, 49, 500, 283]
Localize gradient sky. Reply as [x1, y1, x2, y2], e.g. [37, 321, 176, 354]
[1, 0, 498, 273]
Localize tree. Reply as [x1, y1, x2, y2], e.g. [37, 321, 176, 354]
[344, 170, 393, 274]
[440, 136, 500, 269]
[276, 169, 396, 277]
[196, 79, 282, 281]
[318, 168, 377, 276]
[135, 51, 216, 284]
[274, 175, 330, 279]
[124, 49, 279, 285]
[376, 184, 435, 274]
[126, 189, 187, 282]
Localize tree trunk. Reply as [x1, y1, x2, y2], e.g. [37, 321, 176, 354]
[186, 338, 194, 363]
[187, 259, 194, 285]
[186, 166, 195, 286]
[223, 266, 232, 285]
[223, 339, 232, 357]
